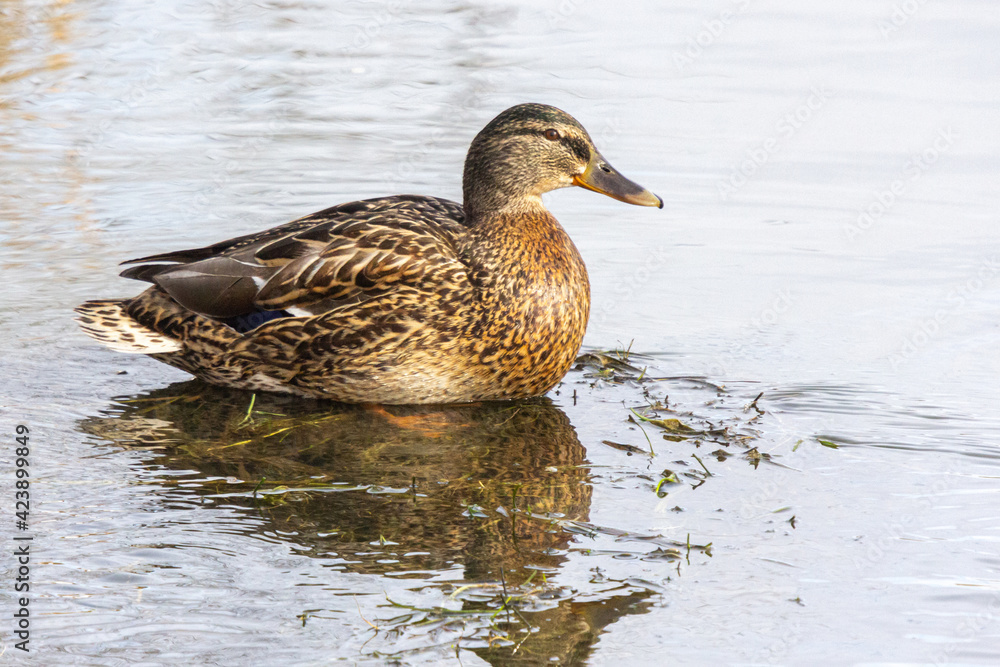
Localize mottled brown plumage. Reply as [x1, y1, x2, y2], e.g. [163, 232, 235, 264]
[75, 103, 661, 403]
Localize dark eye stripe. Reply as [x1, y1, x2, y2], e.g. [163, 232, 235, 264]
[492, 127, 593, 162]
[565, 136, 591, 162]
[532, 130, 591, 162]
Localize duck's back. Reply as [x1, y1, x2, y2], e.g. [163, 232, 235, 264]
[118, 195, 472, 324]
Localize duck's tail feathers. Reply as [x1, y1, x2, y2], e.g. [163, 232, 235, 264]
[74, 299, 183, 354]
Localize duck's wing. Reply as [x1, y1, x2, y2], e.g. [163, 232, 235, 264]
[120, 195, 471, 319]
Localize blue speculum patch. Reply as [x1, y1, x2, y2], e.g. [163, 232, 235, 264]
[222, 309, 293, 333]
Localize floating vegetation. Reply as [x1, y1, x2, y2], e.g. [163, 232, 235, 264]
[601, 439, 648, 455]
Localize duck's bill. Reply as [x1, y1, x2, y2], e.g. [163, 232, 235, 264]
[572, 153, 663, 208]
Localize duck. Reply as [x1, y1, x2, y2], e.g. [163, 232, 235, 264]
[75, 103, 662, 404]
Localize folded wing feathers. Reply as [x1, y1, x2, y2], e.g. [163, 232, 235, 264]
[255, 222, 455, 310]
[116, 196, 469, 316]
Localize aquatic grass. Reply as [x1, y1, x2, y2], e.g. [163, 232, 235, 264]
[691, 453, 712, 476]
[626, 410, 656, 455]
[237, 394, 257, 426]
[654, 473, 678, 497]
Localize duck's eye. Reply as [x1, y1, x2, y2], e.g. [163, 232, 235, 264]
[543, 128, 561, 141]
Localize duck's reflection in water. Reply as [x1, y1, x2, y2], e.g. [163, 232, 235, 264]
[82, 381, 655, 663]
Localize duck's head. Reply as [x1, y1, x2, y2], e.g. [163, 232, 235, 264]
[462, 103, 662, 218]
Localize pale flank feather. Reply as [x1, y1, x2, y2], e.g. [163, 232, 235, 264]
[75, 300, 183, 354]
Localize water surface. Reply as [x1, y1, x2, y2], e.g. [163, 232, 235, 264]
[2, 0, 999, 664]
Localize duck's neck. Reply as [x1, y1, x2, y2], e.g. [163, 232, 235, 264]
[463, 194, 546, 228]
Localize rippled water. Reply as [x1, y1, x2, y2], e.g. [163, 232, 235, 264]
[2, 0, 999, 664]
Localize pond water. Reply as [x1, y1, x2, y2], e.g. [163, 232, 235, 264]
[2, 0, 999, 664]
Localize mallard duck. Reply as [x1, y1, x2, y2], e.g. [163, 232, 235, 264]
[76, 103, 662, 404]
